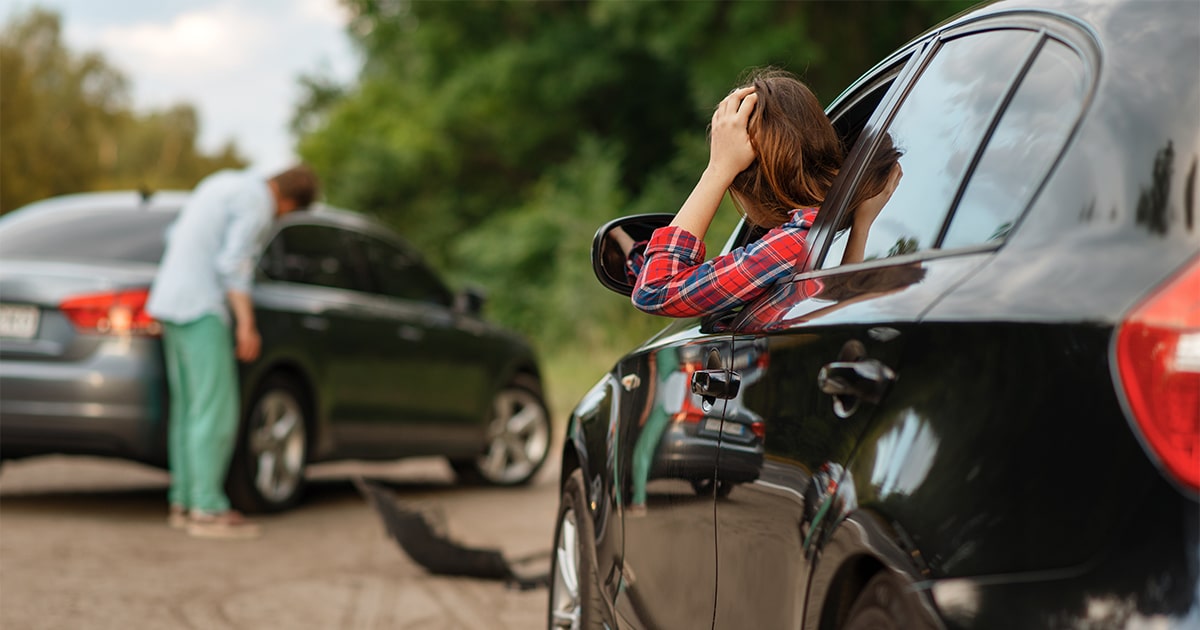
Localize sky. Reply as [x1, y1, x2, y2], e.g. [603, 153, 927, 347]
[7, 0, 361, 174]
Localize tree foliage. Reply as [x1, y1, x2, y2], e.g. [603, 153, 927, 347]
[297, 1, 974, 382]
[0, 8, 247, 214]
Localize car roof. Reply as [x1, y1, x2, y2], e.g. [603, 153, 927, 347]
[4, 190, 190, 217]
[6, 189, 383, 231]
[2, 189, 421, 256]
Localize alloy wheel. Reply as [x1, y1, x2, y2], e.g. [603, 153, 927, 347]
[248, 389, 307, 503]
[476, 387, 550, 484]
[550, 506, 582, 630]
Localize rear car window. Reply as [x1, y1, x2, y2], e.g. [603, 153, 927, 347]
[821, 29, 1091, 268]
[941, 39, 1089, 248]
[822, 29, 1040, 267]
[0, 208, 177, 264]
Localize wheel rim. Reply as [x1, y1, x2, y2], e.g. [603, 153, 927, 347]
[476, 387, 549, 484]
[550, 506, 581, 630]
[248, 389, 307, 503]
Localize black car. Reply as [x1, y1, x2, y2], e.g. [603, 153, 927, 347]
[549, 0, 1199, 628]
[0, 192, 552, 512]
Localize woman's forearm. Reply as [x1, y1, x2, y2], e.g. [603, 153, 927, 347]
[670, 166, 738, 240]
[842, 219, 870, 265]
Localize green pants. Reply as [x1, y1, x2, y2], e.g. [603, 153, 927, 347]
[161, 315, 239, 513]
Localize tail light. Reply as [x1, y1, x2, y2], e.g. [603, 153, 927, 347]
[674, 357, 708, 423]
[1115, 255, 1200, 494]
[59, 288, 160, 336]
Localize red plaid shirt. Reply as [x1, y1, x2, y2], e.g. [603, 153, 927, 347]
[631, 207, 819, 317]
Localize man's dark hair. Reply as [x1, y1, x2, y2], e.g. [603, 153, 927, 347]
[270, 164, 320, 210]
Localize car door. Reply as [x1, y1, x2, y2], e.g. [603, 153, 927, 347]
[347, 232, 493, 455]
[254, 223, 379, 448]
[710, 23, 1094, 628]
[610, 318, 733, 630]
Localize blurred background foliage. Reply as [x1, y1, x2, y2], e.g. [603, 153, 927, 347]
[0, 8, 246, 215]
[3, 1, 974, 417]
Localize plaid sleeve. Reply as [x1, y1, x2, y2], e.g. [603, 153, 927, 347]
[632, 208, 818, 317]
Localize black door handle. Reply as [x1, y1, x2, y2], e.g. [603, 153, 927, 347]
[817, 359, 896, 405]
[691, 369, 741, 400]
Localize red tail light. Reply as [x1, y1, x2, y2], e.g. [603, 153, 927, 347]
[1115, 255, 1200, 494]
[59, 289, 160, 336]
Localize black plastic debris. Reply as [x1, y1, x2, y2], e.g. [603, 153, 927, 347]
[354, 477, 550, 591]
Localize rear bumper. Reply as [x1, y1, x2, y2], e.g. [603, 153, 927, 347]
[650, 421, 765, 484]
[0, 338, 168, 465]
[923, 481, 1200, 629]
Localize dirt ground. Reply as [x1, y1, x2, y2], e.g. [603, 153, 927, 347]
[0, 454, 561, 630]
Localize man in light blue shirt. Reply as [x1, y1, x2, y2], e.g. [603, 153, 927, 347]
[148, 165, 318, 539]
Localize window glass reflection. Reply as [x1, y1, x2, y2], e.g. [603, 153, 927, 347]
[942, 40, 1087, 248]
[823, 30, 1037, 268]
[360, 235, 452, 305]
[273, 225, 365, 291]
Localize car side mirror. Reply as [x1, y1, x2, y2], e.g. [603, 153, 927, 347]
[455, 285, 487, 316]
[591, 213, 674, 296]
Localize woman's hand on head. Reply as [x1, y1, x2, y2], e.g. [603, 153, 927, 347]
[707, 86, 759, 180]
[855, 162, 903, 227]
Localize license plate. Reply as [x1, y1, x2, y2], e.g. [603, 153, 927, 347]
[0, 304, 40, 339]
[702, 418, 746, 436]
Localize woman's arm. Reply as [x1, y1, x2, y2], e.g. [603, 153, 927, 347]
[632, 208, 818, 317]
[670, 87, 759, 239]
[842, 163, 903, 265]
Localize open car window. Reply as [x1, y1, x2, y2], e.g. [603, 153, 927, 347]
[719, 57, 912, 256]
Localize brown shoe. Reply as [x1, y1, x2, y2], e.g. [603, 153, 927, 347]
[186, 510, 262, 540]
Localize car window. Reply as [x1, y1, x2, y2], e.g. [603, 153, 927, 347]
[0, 208, 177, 263]
[941, 39, 1088, 248]
[264, 225, 369, 292]
[822, 29, 1041, 268]
[359, 235, 452, 306]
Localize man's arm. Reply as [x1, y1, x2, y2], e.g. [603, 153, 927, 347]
[227, 290, 260, 362]
[216, 184, 272, 362]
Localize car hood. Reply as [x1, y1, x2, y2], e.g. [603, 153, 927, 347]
[0, 258, 158, 306]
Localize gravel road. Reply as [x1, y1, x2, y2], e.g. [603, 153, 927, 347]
[0, 455, 560, 630]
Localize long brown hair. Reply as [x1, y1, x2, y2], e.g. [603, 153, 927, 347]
[728, 68, 844, 228]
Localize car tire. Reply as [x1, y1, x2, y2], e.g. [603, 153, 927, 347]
[842, 571, 921, 630]
[548, 468, 605, 630]
[227, 374, 310, 514]
[451, 374, 551, 486]
[691, 478, 735, 499]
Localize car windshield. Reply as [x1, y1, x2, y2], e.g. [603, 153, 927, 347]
[0, 207, 178, 264]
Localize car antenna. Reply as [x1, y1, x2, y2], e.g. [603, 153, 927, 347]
[138, 184, 154, 206]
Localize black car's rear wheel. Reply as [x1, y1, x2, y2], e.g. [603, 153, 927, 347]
[227, 374, 309, 513]
[452, 374, 551, 486]
[843, 571, 922, 630]
[548, 469, 604, 630]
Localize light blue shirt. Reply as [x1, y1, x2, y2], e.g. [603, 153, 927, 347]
[147, 170, 274, 324]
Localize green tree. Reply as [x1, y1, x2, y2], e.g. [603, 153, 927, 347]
[0, 8, 247, 214]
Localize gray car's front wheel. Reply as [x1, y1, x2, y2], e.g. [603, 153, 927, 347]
[227, 374, 310, 513]
[452, 374, 551, 486]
